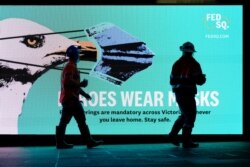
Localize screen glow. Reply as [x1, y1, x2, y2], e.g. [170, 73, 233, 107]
[0, 5, 243, 135]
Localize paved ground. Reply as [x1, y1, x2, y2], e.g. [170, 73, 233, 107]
[0, 142, 250, 167]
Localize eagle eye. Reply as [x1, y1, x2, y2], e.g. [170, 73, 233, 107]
[20, 35, 45, 48]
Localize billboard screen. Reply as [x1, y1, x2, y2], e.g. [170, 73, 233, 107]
[0, 5, 243, 135]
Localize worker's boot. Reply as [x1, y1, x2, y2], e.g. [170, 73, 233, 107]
[78, 125, 104, 149]
[182, 127, 199, 148]
[55, 126, 73, 149]
[168, 119, 183, 146]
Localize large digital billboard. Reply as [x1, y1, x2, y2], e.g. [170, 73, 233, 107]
[0, 5, 242, 135]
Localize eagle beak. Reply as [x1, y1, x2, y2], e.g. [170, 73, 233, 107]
[44, 41, 97, 62]
[77, 41, 97, 62]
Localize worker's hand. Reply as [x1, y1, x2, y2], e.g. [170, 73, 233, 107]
[85, 93, 92, 101]
[80, 79, 88, 87]
[196, 74, 206, 85]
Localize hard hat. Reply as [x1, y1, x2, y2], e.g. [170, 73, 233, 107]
[66, 45, 80, 60]
[180, 42, 196, 53]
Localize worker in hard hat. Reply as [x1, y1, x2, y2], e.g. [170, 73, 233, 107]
[56, 45, 103, 149]
[168, 41, 206, 148]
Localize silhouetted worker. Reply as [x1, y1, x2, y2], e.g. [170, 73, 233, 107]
[169, 41, 206, 148]
[56, 45, 103, 149]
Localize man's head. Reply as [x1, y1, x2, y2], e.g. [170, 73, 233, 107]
[66, 45, 80, 63]
[180, 41, 196, 53]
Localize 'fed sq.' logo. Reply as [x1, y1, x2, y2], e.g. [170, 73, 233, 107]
[204, 13, 230, 30]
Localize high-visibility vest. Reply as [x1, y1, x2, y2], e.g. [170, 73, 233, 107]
[60, 60, 81, 104]
[170, 55, 203, 94]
